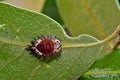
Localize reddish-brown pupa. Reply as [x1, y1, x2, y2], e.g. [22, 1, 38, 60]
[26, 36, 62, 57]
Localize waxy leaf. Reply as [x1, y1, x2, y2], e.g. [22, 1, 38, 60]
[0, 2, 102, 80]
[81, 49, 120, 79]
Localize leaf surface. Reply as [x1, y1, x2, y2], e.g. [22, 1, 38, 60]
[0, 2, 102, 80]
[57, 0, 120, 39]
[81, 49, 120, 80]
[42, 0, 63, 25]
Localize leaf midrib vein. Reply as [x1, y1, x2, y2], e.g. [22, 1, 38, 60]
[0, 38, 28, 47]
[84, 70, 120, 76]
[82, 0, 112, 49]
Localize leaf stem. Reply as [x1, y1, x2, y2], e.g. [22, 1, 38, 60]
[63, 25, 120, 49]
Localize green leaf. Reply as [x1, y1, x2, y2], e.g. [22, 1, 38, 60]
[57, 0, 120, 79]
[57, 0, 120, 39]
[42, 0, 72, 36]
[117, 0, 120, 8]
[0, 2, 102, 80]
[80, 49, 120, 80]
[42, 0, 63, 25]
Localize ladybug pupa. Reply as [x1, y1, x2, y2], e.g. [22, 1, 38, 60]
[26, 36, 62, 57]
